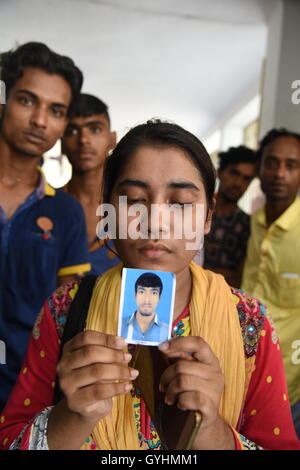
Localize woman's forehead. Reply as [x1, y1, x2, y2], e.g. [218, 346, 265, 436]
[116, 145, 204, 187]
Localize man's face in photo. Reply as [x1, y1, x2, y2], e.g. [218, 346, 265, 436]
[135, 286, 160, 317]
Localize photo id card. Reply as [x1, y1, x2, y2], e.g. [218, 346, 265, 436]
[118, 268, 176, 346]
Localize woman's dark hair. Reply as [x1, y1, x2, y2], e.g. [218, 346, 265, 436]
[258, 128, 300, 160]
[135, 272, 163, 296]
[103, 119, 216, 210]
[0, 42, 83, 115]
[68, 93, 110, 124]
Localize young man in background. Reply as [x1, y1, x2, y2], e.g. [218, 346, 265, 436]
[62, 94, 119, 275]
[242, 128, 300, 438]
[0, 42, 90, 411]
[204, 145, 258, 287]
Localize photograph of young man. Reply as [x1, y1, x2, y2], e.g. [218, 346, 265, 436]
[121, 272, 169, 343]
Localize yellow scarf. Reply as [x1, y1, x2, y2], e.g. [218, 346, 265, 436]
[85, 262, 245, 449]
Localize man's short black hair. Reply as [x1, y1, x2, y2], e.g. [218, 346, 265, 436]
[0, 42, 83, 115]
[68, 93, 110, 125]
[218, 145, 258, 171]
[258, 128, 300, 160]
[135, 272, 163, 297]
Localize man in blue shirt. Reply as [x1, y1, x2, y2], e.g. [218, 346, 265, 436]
[0, 42, 91, 411]
[122, 273, 169, 343]
[61, 94, 119, 275]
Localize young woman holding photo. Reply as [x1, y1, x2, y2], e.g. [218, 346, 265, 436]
[0, 120, 299, 450]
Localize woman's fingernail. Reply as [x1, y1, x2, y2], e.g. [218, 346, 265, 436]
[124, 383, 133, 392]
[115, 337, 126, 348]
[130, 369, 139, 379]
[158, 342, 169, 351]
[124, 353, 132, 362]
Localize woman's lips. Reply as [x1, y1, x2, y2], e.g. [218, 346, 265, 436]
[140, 249, 168, 259]
[139, 244, 171, 259]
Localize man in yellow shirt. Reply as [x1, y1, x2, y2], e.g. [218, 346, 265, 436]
[242, 128, 300, 438]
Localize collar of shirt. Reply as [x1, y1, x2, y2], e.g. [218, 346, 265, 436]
[127, 311, 161, 327]
[36, 167, 56, 199]
[256, 196, 300, 231]
[0, 167, 55, 223]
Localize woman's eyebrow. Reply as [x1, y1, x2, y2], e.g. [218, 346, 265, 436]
[117, 179, 149, 190]
[167, 181, 200, 191]
[117, 179, 200, 191]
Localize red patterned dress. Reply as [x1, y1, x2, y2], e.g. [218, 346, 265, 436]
[0, 281, 299, 450]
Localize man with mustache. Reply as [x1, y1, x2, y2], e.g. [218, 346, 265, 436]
[242, 128, 300, 438]
[121, 272, 169, 343]
[204, 145, 258, 287]
[0, 42, 90, 411]
[61, 94, 119, 275]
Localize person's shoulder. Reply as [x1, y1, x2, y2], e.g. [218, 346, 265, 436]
[122, 314, 133, 328]
[292, 196, 300, 216]
[52, 188, 82, 208]
[121, 314, 132, 337]
[51, 189, 86, 224]
[230, 286, 267, 358]
[159, 321, 169, 332]
[122, 314, 131, 323]
[47, 279, 81, 338]
[250, 205, 265, 223]
[47, 186, 82, 212]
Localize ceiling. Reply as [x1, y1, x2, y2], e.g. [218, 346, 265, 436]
[0, 0, 274, 139]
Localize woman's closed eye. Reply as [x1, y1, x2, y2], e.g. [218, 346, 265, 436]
[127, 198, 147, 204]
[169, 201, 195, 208]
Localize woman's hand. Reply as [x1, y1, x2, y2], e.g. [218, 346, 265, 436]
[56, 330, 139, 423]
[158, 336, 235, 450]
